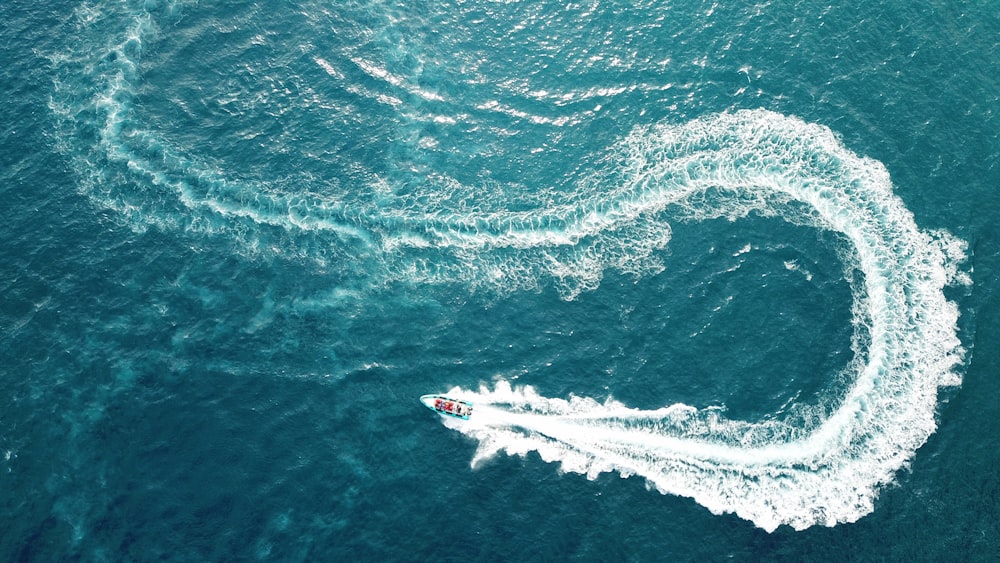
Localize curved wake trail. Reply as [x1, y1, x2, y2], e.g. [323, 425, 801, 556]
[423, 112, 966, 531]
[52, 0, 969, 532]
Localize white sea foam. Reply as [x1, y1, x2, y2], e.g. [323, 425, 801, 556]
[52, 2, 967, 532]
[424, 111, 968, 531]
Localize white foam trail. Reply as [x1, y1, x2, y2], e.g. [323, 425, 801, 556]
[421, 112, 968, 531]
[54, 2, 967, 532]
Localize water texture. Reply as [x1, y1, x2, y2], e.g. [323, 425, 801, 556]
[2, 0, 998, 559]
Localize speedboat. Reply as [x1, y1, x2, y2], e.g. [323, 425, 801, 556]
[420, 394, 473, 420]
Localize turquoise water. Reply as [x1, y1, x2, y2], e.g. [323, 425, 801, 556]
[2, 0, 998, 559]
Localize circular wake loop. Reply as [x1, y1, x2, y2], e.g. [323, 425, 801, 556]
[440, 110, 969, 531]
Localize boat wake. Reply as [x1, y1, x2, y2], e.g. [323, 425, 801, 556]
[416, 111, 969, 530]
[49, 0, 969, 532]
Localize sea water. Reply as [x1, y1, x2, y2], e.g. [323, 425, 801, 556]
[2, 0, 998, 560]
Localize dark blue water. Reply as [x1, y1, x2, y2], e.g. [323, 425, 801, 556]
[2, 0, 998, 559]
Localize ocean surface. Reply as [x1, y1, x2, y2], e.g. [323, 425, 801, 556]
[2, 0, 998, 560]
